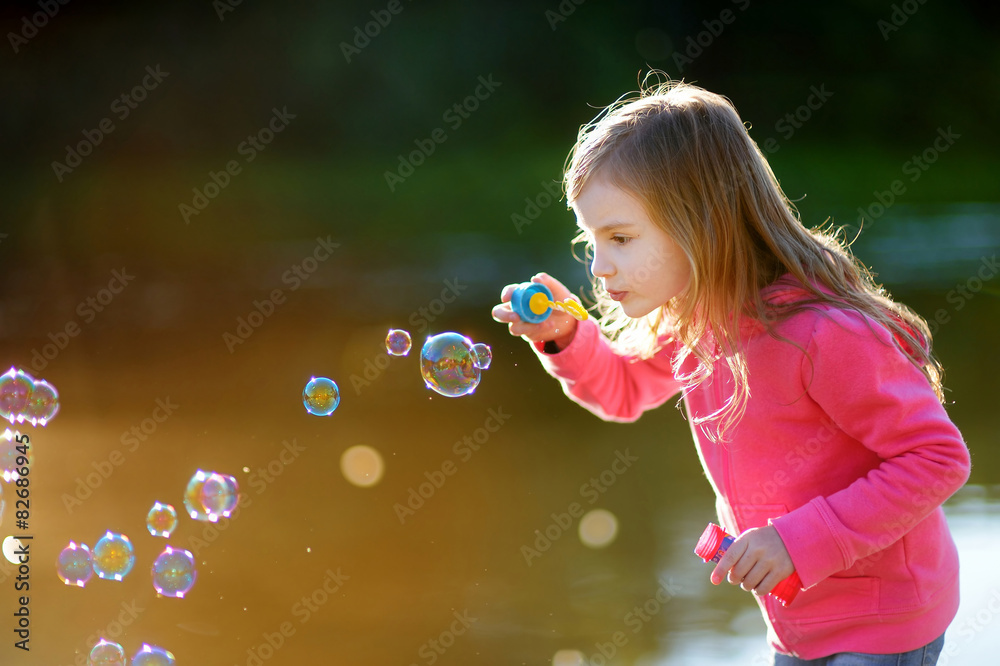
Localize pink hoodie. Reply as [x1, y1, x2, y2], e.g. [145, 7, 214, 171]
[532, 280, 971, 658]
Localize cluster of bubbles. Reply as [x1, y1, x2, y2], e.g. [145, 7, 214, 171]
[89, 640, 175, 666]
[51, 470, 239, 664]
[300, 328, 494, 418]
[419, 332, 492, 397]
[0, 367, 60, 426]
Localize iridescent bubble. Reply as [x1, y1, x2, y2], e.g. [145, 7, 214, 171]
[0, 368, 34, 423]
[89, 639, 126, 666]
[57, 541, 94, 587]
[146, 502, 178, 537]
[92, 532, 135, 581]
[419, 332, 480, 397]
[200, 472, 238, 521]
[131, 644, 176, 666]
[22, 379, 59, 426]
[152, 545, 197, 598]
[0, 428, 32, 482]
[386, 328, 412, 356]
[471, 343, 492, 370]
[302, 376, 340, 416]
[184, 470, 211, 521]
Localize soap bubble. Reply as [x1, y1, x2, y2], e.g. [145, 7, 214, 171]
[184, 470, 212, 521]
[471, 343, 492, 370]
[340, 445, 385, 488]
[184, 469, 237, 522]
[303, 376, 340, 416]
[131, 644, 175, 666]
[419, 332, 480, 397]
[200, 472, 239, 520]
[152, 546, 197, 598]
[578, 509, 619, 549]
[57, 541, 94, 587]
[146, 502, 178, 537]
[386, 329, 412, 356]
[0, 428, 32, 482]
[0, 368, 34, 423]
[89, 639, 126, 666]
[23, 379, 59, 426]
[92, 532, 135, 581]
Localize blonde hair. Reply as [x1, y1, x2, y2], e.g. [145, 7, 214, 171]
[564, 74, 943, 441]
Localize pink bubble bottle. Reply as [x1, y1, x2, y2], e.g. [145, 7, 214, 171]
[694, 523, 802, 606]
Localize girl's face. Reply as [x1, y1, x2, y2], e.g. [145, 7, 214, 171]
[572, 175, 692, 318]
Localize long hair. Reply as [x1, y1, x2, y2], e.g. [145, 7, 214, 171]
[564, 74, 943, 441]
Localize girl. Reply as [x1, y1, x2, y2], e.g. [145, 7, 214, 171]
[492, 78, 970, 665]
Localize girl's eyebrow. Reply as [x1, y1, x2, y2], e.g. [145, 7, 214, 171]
[581, 220, 635, 234]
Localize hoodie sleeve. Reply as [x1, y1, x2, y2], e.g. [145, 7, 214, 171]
[770, 309, 971, 588]
[530, 318, 685, 423]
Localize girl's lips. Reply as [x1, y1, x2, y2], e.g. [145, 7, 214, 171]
[607, 290, 628, 301]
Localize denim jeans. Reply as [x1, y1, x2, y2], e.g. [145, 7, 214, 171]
[772, 633, 945, 666]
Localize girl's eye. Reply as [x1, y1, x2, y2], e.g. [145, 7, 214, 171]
[611, 235, 631, 245]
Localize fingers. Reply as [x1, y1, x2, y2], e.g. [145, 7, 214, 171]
[530, 272, 573, 301]
[710, 539, 746, 585]
[499, 283, 518, 303]
[738, 562, 769, 592]
[491, 302, 519, 323]
[752, 570, 783, 597]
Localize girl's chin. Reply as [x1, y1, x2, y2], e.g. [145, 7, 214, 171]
[620, 300, 656, 318]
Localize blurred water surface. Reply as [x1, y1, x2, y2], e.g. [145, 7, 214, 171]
[0, 202, 997, 666]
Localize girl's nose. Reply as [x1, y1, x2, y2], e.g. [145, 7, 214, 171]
[591, 247, 615, 279]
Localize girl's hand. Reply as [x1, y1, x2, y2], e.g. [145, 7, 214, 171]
[710, 525, 795, 596]
[491, 273, 580, 350]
